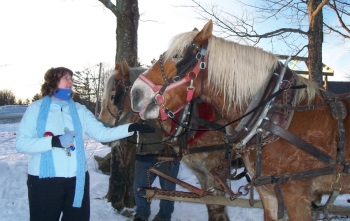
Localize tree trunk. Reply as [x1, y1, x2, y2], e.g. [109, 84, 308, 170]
[97, 0, 140, 211]
[115, 0, 139, 67]
[106, 136, 136, 211]
[307, 0, 324, 88]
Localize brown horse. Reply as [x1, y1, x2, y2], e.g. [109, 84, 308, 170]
[129, 20, 350, 221]
[99, 60, 242, 221]
[97, 62, 144, 210]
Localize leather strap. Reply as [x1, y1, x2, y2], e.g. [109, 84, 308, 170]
[261, 119, 335, 166]
[254, 167, 335, 186]
[274, 179, 285, 219]
[183, 144, 228, 155]
[255, 132, 262, 177]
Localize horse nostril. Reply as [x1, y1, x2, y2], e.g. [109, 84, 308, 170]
[132, 90, 140, 104]
[133, 89, 140, 101]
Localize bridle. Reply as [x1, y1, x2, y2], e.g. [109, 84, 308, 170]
[138, 42, 208, 121]
[107, 78, 133, 126]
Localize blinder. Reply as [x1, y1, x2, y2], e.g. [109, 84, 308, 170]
[113, 83, 126, 110]
[107, 79, 132, 126]
[175, 43, 199, 77]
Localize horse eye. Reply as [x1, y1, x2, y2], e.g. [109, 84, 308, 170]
[173, 54, 183, 60]
[110, 95, 115, 100]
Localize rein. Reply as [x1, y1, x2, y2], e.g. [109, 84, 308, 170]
[169, 84, 306, 132]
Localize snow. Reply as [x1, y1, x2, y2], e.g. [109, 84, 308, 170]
[0, 120, 349, 221]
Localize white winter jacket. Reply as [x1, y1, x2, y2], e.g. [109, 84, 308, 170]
[15, 98, 134, 177]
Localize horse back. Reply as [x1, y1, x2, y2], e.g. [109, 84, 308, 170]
[260, 93, 349, 174]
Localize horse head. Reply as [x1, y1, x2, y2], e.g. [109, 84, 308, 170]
[131, 20, 214, 121]
[99, 60, 142, 128]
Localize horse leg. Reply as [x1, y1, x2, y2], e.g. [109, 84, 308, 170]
[256, 186, 281, 221]
[311, 194, 321, 221]
[196, 169, 230, 221]
[183, 155, 229, 221]
[282, 182, 314, 221]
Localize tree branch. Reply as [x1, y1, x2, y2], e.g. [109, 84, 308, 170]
[191, 0, 307, 44]
[312, 0, 329, 17]
[97, 0, 119, 17]
[324, 23, 350, 38]
[327, 0, 350, 35]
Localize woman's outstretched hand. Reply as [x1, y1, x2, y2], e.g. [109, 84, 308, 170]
[128, 123, 155, 133]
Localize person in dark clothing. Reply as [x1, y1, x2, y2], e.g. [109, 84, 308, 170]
[133, 120, 180, 221]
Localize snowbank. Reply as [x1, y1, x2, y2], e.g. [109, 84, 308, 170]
[0, 105, 28, 120]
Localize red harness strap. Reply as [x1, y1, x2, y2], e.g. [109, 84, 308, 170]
[169, 102, 214, 144]
[138, 57, 206, 121]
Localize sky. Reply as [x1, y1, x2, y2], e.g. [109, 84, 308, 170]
[0, 0, 349, 101]
[1, 114, 350, 220]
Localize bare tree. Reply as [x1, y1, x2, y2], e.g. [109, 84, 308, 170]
[97, 0, 139, 211]
[191, 0, 350, 87]
[0, 89, 16, 106]
[98, 0, 139, 67]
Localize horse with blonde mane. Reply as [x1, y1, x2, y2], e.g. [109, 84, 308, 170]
[130, 20, 350, 220]
[99, 60, 246, 221]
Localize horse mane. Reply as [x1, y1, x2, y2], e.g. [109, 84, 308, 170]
[164, 30, 318, 111]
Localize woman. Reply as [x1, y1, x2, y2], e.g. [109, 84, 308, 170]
[15, 67, 154, 221]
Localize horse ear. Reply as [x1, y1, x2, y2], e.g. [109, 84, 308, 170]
[120, 59, 130, 77]
[195, 20, 213, 42]
[192, 27, 199, 31]
[115, 63, 120, 71]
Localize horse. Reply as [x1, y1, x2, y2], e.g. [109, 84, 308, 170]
[97, 62, 144, 211]
[129, 20, 350, 221]
[98, 60, 245, 221]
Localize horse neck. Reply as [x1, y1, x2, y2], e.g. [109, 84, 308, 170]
[200, 89, 247, 123]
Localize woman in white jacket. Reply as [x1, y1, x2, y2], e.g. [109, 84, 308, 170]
[15, 67, 154, 221]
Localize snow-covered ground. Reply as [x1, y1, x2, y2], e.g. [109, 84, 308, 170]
[0, 120, 349, 221]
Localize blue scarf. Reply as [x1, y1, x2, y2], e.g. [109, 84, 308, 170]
[54, 88, 72, 100]
[37, 95, 86, 208]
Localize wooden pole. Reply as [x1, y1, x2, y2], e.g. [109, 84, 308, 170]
[95, 62, 102, 116]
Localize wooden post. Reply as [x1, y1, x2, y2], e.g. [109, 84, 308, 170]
[95, 62, 102, 116]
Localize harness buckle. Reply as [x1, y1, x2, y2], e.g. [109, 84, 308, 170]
[331, 173, 342, 191]
[167, 110, 175, 119]
[187, 79, 195, 91]
[154, 93, 165, 105]
[196, 52, 203, 61]
[200, 61, 206, 69]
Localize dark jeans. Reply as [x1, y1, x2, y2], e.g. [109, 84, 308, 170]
[133, 154, 180, 221]
[27, 172, 90, 221]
